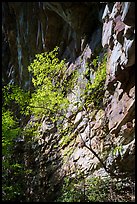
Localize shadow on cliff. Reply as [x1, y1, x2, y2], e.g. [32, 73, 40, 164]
[2, 2, 104, 89]
[22, 119, 67, 202]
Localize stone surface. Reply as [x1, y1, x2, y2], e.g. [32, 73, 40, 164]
[102, 20, 113, 48]
[74, 112, 82, 126]
[2, 2, 100, 88]
[2, 2, 135, 202]
[41, 119, 55, 133]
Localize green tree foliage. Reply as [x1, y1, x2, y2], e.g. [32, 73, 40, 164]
[56, 175, 110, 202]
[57, 176, 85, 202]
[2, 47, 77, 201]
[85, 176, 110, 202]
[84, 54, 107, 109]
[2, 109, 24, 201]
[2, 109, 20, 156]
[2, 46, 134, 202]
[27, 46, 69, 119]
[2, 84, 30, 120]
[57, 174, 133, 202]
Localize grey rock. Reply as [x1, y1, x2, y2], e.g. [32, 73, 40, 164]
[102, 4, 111, 22]
[120, 31, 135, 67]
[102, 20, 113, 48]
[42, 120, 55, 133]
[74, 112, 82, 126]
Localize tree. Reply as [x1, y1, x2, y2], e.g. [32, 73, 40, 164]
[26, 46, 70, 120]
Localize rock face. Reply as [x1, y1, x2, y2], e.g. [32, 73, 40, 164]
[2, 2, 101, 88]
[101, 1, 135, 180]
[2, 2, 135, 202]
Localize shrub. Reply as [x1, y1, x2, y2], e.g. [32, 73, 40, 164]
[84, 54, 107, 109]
[2, 109, 24, 201]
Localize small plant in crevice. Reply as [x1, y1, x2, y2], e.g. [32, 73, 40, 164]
[112, 145, 124, 158]
[83, 53, 107, 109]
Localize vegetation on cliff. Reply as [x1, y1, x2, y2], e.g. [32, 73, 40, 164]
[2, 47, 77, 201]
[2, 46, 134, 202]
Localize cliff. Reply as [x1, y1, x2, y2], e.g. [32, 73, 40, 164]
[2, 2, 135, 202]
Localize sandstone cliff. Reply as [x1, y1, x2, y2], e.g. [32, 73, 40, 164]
[2, 2, 135, 202]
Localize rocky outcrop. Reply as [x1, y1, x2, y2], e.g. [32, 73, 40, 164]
[56, 1, 135, 180]
[2, 2, 135, 202]
[102, 2, 135, 178]
[2, 2, 101, 88]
